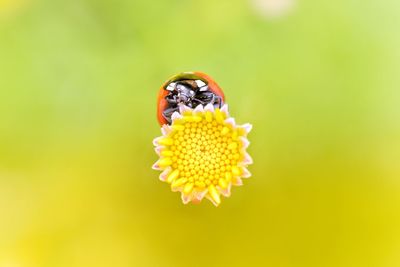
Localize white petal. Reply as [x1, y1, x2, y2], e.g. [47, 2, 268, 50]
[204, 103, 215, 112]
[220, 104, 229, 116]
[152, 137, 163, 146]
[205, 194, 220, 207]
[225, 117, 236, 128]
[232, 177, 243, 186]
[152, 161, 162, 170]
[241, 123, 252, 134]
[193, 104, 204, 113]
[239, 137, 250, 149]
[159, 167, 172, 181]
[171, 111, 183, 121]
[154, 146, 163, 155]
[179, 104, 192, 114]
[218, 183, 232, 197]
[193, 189, 208, 201]
[161, 125, 171, 135]
[243, 153, 253, 165]
[181, 192, 193, 204]
[171, 186, 183, 192]
[242, 167, 251, 178]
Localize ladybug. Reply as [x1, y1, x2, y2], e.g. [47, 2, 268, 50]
[157, 72, 225, 125]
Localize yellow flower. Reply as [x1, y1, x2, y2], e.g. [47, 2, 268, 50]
[152, 104, 252, 206]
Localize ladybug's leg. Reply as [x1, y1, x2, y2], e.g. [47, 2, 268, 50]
[166, 94, 178, 105]
[195, 91, 214, 105]
[214, 95, 222, 107]
[192, 99, 206, 105]
[162, 106, 179, 124]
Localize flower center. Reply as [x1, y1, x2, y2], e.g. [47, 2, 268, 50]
[163, 111, 243, 191]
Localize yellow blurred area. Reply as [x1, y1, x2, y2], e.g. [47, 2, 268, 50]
[0, 0, 26, 14]
[0, 0, 400, 266]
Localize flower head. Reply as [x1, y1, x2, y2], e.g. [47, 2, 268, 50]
[152, 104, 252, 206]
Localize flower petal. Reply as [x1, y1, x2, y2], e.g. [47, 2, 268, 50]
[220, 104, 229, 116]
[152, 137, 162, 146]
[205, 194, 220, 207]
[239, 136, 250, 149]
[207, 185, 221, 206]
[159, 167, 172, 182]
[242, 152, 253, 165]
[241, 123, 252, 134]
[218, 183, 232, 197]
[171, 186, 183, 192]
[153, 158, 173, 170]
[179, 104, 192, 114]
[161, 125, 172, 135]
[152, 161, 162, 170]
[171, 111, 183, 121]
[232, 177, 243, 186]
[204, 103, 215, 112]
[193, 104, 204, 113]
[181, 192, 194, 204]
[154, 146, 163, 155]
[225, 117, 236, 128]
[193, 189, 208, 202]
[242, 167, 251, 178]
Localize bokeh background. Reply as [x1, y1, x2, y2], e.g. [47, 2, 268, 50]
[1, 0, 400, 266]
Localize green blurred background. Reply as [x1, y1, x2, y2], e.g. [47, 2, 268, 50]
[1, 0, 399, 266]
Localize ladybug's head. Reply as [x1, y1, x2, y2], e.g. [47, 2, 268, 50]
[158, 72, 225, 125]
[165, 78, 207, 107]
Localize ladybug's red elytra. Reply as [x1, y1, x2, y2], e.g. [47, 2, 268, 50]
[157, 72, 225, 126]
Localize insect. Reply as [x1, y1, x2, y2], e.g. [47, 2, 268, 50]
[157, 72, 225, 125]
